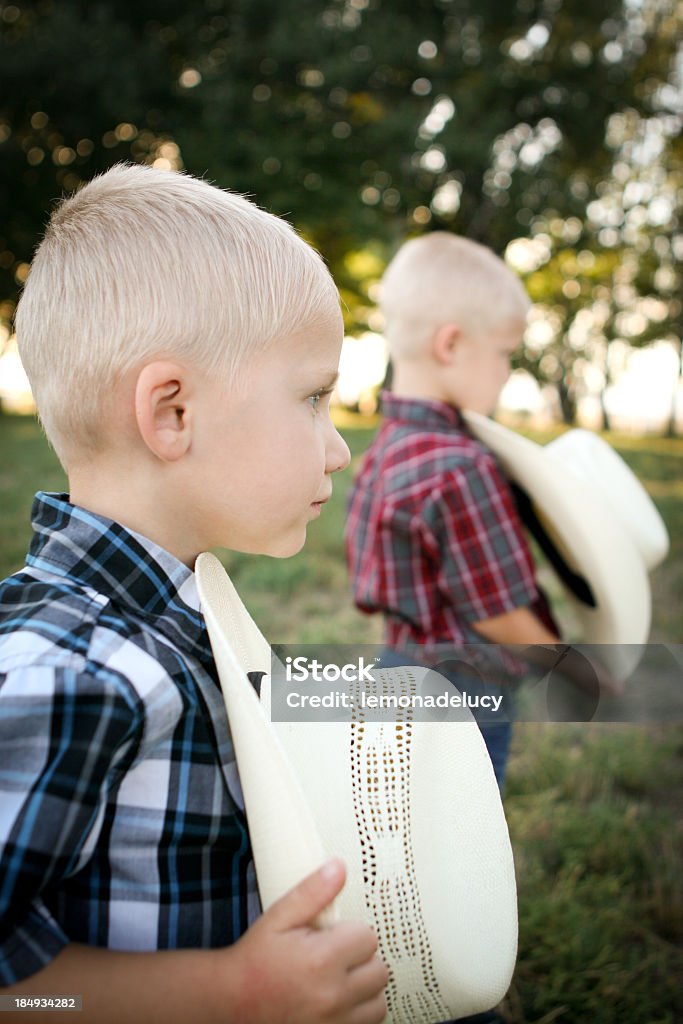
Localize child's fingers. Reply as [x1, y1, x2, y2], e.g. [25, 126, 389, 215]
[346, 991, 389, 1024]
[327, 919, 381, 970]
[346, 955, 390, 1004]
[599, 667, 625, 697]
[265, 858, 346, 931]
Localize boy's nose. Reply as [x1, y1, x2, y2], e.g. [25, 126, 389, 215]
[326, 422, 351, 475]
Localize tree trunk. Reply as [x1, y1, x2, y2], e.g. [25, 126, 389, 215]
[599, 387, 612, 431]
[556, 377, 576, 425]
[665, 339, 682, 438]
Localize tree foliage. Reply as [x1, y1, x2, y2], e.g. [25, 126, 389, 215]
[1, 0, 680, 423]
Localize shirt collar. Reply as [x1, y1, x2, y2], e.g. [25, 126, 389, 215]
[27, 491, 213, 670]
[379, 390, 465, 430]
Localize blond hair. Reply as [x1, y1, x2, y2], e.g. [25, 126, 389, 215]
[16, 164, 339, 466]
[380, 233, 530, 359]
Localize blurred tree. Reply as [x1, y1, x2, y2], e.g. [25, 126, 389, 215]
[1, 0, 680, 425]
[0, 0, 195, 329]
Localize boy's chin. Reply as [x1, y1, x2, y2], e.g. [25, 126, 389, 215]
[208, 528, 306, 561]
[263, 530, 308, 560]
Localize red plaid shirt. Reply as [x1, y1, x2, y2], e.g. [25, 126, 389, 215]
[345, 393, 556, 665]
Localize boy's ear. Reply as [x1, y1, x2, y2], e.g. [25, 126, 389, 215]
[134, 361, 193, 461]
[432, 323, 461, 365]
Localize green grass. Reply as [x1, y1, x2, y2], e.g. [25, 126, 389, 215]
[1, 409, 682, 1023]
[0, 414, 67, 574]
[504, 724, 683, 1023]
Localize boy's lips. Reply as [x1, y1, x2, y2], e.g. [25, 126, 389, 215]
[310, 492, 332, 515]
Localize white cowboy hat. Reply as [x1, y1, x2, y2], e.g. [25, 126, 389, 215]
[195, 552, 518, 1023]
[462, 412, 669, 680]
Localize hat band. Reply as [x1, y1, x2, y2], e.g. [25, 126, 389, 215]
[510, 482, 597, 608]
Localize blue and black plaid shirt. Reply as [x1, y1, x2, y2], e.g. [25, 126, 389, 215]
[0, 493, 258, 985]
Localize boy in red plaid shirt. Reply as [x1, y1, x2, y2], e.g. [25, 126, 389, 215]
[345, 232, 561, 792]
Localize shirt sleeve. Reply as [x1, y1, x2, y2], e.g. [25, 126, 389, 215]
[425, 454, 539, 624]
[0, 664, 144, 984]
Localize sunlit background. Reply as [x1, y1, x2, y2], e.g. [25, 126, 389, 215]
[3, 321, 681, 434]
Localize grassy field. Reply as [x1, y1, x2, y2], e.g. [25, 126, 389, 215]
[1, 410, 682, 1023]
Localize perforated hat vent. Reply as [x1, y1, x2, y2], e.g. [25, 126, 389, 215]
[349, 670, 450, 1021]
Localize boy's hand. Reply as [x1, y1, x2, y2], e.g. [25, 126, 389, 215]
[474, 606, 626, 697]
[0, 861, 387, 1024]
[230, 859, 389, 1024]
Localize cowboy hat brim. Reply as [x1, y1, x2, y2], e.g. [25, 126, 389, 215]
[462, 412, 666, 679]
[195, 552, 518, 1022]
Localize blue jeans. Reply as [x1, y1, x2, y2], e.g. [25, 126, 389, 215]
[476, 720, 512, 792]
[377, 647, 513, 792]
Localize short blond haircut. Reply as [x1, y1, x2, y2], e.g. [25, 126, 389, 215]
[16, 164, 339, 466]
[380, 233, 530, 359]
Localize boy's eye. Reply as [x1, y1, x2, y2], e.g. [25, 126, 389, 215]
[307, 387, 333, 411]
